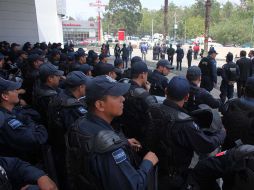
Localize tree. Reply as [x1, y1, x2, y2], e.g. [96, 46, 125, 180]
[103, 0, 142, 35]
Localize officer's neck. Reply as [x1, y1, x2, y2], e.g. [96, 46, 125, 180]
[93, 111, 113, 124]
[0, 102, 14, 112]
[132, 79, 143, 87]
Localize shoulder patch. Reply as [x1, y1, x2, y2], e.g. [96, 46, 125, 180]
[8, 119, 23, 130]
[112, 148, 127, 164]
[78, 107, 87, 114]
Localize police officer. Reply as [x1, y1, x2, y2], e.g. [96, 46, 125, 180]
[0, 157, 58, 190]
[22, 54, 44, 105]
[220, 52, 240, 103]
[193, 144, 254, 190]
[167, 44, 175, 65]
[187, 46, 193, 68]
[236, 50, 252, 97]
[149, 59, 174, 96]
[48, 71, 90, 190]
[122, 56, 143, 79]
[185, 66, 222, 112]
[175, 44, 184, 71]
[222, 76, 254, 150]
[69, 50, 86, 72]
[199, 49, 218, 92]
[121, 43, 129, 68]
[66, 75, 158, 190]
[48, 49, 61, 69]
[146, 76, 225, 190]
[0, 78, 48, 162]
[120, 61, 157, 143]
[33, 63, 64, 124]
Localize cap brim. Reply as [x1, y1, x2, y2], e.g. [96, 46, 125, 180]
[7, 81, 22, 91]
[166, 65, 174, 70]
[55, 70, 64, 76]
[108, 82, 130, 96]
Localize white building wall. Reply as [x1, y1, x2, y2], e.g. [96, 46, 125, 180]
[0, 0, 39, 44]
[35, 0, 63, 44]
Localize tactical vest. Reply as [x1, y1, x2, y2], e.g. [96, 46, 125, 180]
[48, 94, 87, 148]
[199, 57, 212, 76]
[222, 98, 254, 150]
[146, 103, 193, 175]
[149, 73, 165, 97]
[225, 63, 238, 82]
[65, 116, 128, 190]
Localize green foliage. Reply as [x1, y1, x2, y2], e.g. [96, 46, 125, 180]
[102, 0, 254, 45]
[103, 0, 142, 35]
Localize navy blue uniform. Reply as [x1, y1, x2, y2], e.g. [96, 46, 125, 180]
[186, 82, 222, 111]
[0, 157, 45, 190]
[236, 57, 252, 97]
[220, 61, 240, 103]
[148, 70, 168, 97]
[146, 99, 225, 190]
[175, 47, 184, 70]
[79, 113, 154, 190]
[199, 56, 217, 92]
[0, 107, 48, 162]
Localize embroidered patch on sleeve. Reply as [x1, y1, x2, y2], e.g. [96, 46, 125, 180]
[8, 119, 23, 130]
[112, 148, 127, 164]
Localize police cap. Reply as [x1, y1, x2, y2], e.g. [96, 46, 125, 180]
[86, 75, 130, 100]
[186, 66, 201, 81]
[157, 59, 174, 70]
[65, 71, 90, 87]
[39, 63, 64, 77]
[131, 56, 142, 67]
[166, 76, 190, 101]
[0, 78, 21, 92]
[77, 64, 93, 74]
[131, 61, 148, 75]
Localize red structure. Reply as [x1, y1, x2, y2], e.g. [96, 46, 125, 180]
[89, 0, 106, 43]
[118, 29, 125, 41]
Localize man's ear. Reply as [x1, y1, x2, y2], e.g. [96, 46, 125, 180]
[184, 94, 189, 102]
[95, 100, 105, 112]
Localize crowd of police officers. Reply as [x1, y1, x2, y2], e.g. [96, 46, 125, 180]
[0, 40, 253, 190]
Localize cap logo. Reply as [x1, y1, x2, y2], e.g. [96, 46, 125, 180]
[106, 76, 116, 83]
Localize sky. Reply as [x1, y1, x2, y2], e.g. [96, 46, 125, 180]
[66, 0, 240, 20]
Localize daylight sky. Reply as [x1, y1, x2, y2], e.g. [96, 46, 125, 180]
[66, 0, 240, 20]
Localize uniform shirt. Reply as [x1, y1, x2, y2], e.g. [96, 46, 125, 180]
[0, 157, 45, 190]
[79, 113, 154, 190]
[175, 47, 184, 61]
[148, 70, 168, 97]
[0, 107, 48, 158]
[221, 61, 240, 83]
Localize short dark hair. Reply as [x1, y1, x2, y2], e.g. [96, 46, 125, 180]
[131, 73, 141, 79]
[87, 96, 107, 112]
[240, 50, 247, 57]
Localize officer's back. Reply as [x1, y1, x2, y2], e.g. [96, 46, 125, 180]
[185, 66, 221, 112]
[236, 51, 252, 82]
[66, 75, 158, 190]
[145, 76, 226, 190]
[222, 77, 254, 150]
[120, 61, 157, 143]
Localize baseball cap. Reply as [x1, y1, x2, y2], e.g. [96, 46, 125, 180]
[166, 76, 190, 101]
[157, 59, 174, 70]
[65, 71, 91, 87]
[86, 75, 130, 100]
[208, 49, 218, 55]
[77, 64, 93, 74]
[0, 78, 21, 91]
[186, 66, 201, 80]
[98, 63, 118, 75]
[131, 61, 148, 75]
[39, 63, 64, 77]
[28, 54, 43, 62]
[131, 56, 142, 67]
